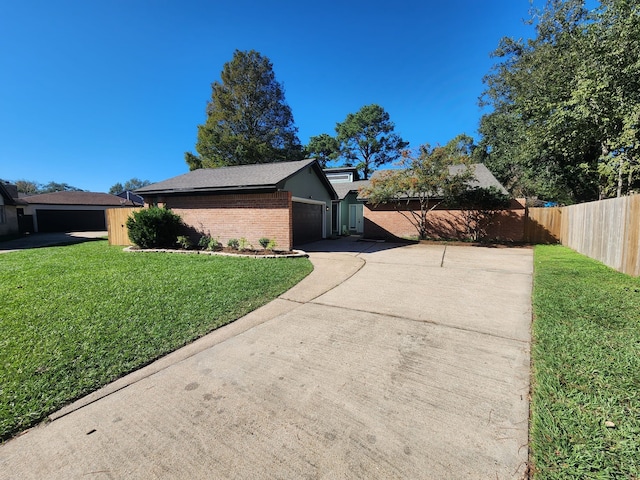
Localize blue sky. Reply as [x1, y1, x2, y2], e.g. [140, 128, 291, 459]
[0, 1, 536, 193]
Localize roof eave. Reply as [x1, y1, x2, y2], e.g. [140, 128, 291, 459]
[137, 184, 279, 196]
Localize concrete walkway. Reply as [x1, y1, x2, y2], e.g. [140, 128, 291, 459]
[0, 238, 533, 479]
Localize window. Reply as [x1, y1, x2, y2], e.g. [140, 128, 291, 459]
[326, 173, 352, 183]
[0, 205, 5, 224]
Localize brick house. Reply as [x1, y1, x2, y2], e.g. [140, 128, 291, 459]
[135, 159, 338, 251]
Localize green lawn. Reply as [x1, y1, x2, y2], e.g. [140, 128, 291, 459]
[0, 240, 312, 440]
[531, 245, 640, 478]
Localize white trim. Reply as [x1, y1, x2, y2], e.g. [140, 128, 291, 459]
[292, 196, 327, 239]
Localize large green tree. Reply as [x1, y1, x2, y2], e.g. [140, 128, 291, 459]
[308, 104, 408, 179]
[305, 133, 340, 168]
[185, 50, 304, 170]
[478, 0, 640, 202]
[335, 104, 408, 180]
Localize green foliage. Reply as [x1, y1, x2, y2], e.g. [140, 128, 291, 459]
[335, 104, 408, 180]
[13, 180, 39, 195]
[479, 0, 640, 202]
[361, 134, 475, 239]
[198, 234, 221, 251]
[227, 238, 239, 250]
[40, 182, 84, 193]
[531, 245, 640, 478]
[258, 237, 277, 250]
[176, 235, 192, 249]
[12, 179, 83, 194]
[238, 237, 251, 251]
[453, 186, 511, 210]
[185, 49, 304, 169]
[0, 241, 313, 440]
[306, 133, 340, 168]
[126, 206, 183, 249]
[108, 178, 151, 195]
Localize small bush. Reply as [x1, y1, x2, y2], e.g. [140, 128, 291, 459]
[239, 237, 252, 251]
[126, 206, 183, 249]
[197, 235, 209, 249]
[227, 238, 239, 250]
[176, 235, 192, 249]
[197, 234, 221, 251]
[259, 237, 277, 250]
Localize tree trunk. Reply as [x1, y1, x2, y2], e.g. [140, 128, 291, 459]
[617, 155, 624, 198]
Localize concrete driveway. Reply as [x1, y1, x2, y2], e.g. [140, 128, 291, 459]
[0, 238, 532, 479]
[0, 231, 107, 253]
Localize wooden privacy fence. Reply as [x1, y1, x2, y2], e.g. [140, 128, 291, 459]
[526, 194, 640, 277]
[106, 207, 142, 246]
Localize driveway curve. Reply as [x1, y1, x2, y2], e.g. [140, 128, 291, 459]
[0, 238, 532, 479]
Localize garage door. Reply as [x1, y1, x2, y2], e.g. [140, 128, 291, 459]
[36, 209, 106, 232]
[292, 201, 323, 246]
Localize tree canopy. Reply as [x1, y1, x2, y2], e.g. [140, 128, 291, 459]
[478, 0, 640, 203]
[10, 180, 83, 194]
[109, 178, 151, 195]
[185, 49, 304, 170]
[360, 135, 475, 239]
[306, 104, 408, 179]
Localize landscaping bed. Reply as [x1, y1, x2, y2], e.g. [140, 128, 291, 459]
[124, 245, 306, 258]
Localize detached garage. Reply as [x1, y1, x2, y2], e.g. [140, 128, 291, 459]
[23, 191, 141, 233]
[135, 159, 338, 251]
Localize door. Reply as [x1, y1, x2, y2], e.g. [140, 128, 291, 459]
[292, 201, 323, 246]
[349, 204, 363, 233]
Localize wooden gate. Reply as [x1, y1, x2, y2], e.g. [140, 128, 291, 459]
[106, 207, 142, 246]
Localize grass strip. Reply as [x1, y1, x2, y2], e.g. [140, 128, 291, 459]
[0, 240, 312, 440]
[531, 245, 640, 478]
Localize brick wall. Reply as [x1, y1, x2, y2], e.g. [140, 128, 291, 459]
[364, 199, 526, 242]
[149, 191, 293, 251]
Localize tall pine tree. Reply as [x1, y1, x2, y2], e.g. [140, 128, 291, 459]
[185, 50, 303, 169]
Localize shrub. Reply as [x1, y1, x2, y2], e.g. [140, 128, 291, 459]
[227, 238, 240, 250]
[126, 206, 183, 249]
[238, 237, 252, 251]
[259, 237, 277, 250]
[198, 234, 221, 251]
[176, 235, 192, 249]
[197, 235, 209, 249]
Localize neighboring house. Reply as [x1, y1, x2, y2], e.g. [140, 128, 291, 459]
[22, 191, 139, 233]
[135, 159, 338, 250]
[360, 164, 527, 242]
[0, 182, 26, 237]
[324, 167, 369, 236]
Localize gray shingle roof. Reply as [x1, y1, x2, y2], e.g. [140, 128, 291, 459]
[331, 180, 371, 200]
[359, 164, 508, 200]
[22, 191, 139, 206]
[451, 163, 508, 194]
[136, 159, 320, 195]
